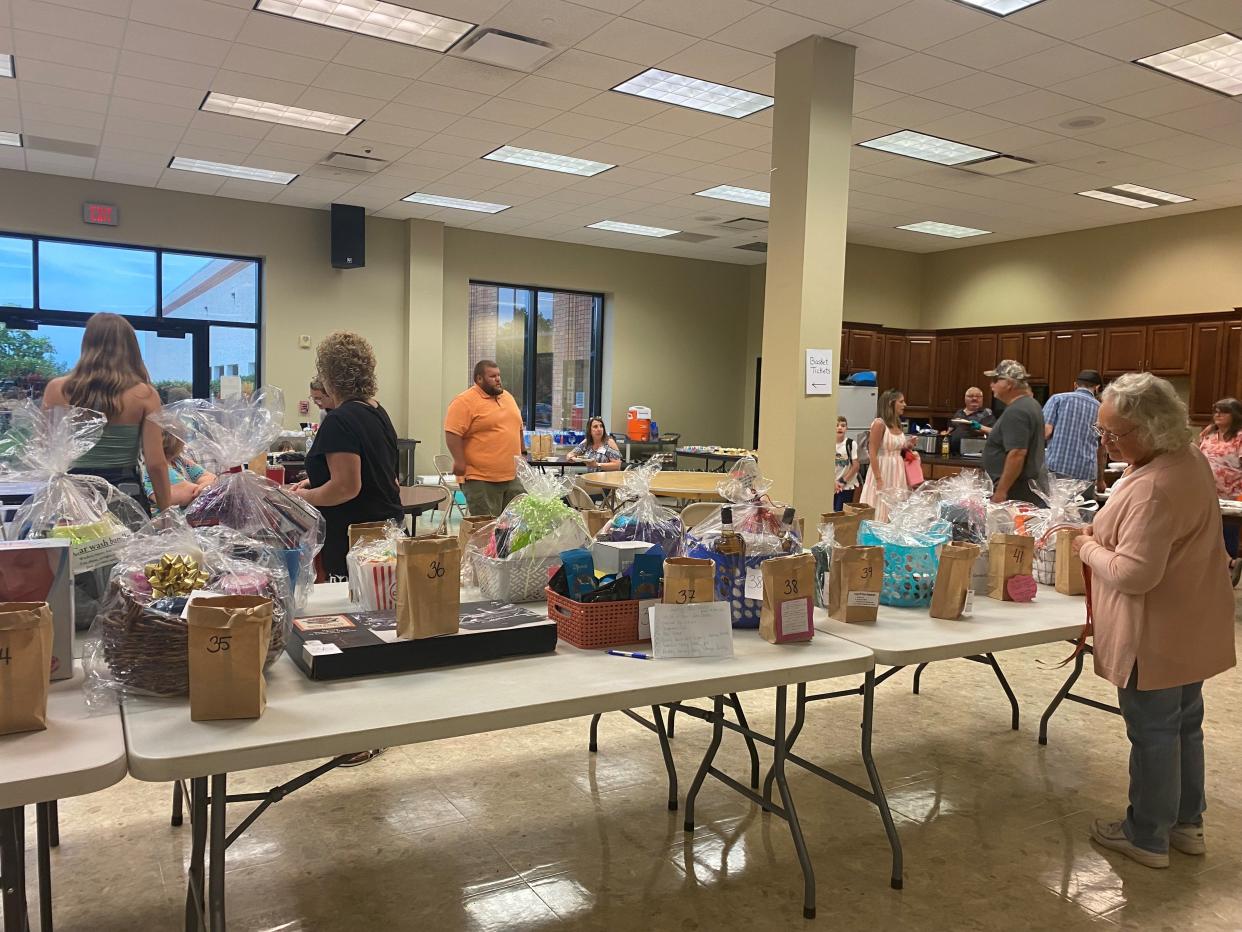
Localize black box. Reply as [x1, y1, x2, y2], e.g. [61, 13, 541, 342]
[286, 601, 557, 680]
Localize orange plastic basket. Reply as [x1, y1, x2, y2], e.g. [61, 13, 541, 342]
[545, 587, 645, 649]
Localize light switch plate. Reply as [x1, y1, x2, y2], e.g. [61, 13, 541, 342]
[298, 334, 312, 349]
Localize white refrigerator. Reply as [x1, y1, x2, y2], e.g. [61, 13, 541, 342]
[835, 385, 878, 434]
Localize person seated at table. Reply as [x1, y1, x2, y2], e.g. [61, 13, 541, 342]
[1198, 397, 1242, 582]
[945, 387, 995, 449]
[141, 431, 217, 512]
[1071, 373, 1235, 869]
[567, 416, 622, 471]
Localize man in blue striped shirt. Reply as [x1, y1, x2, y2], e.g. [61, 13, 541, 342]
[1043, 369, 1104, 496]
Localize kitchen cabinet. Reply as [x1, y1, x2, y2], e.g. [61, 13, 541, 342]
[880, 334, 908, 394]
[848, 329, 878, 374]
[905, 336, 936, 411]
[974, 334, 998, 406]
[1079, 329, 1103, 375]
[1224, 322, 1242, 403]
[1024, 331, 1050, 382]
[999, 332, 1024, 363]
[1190, 321, 1226, 420]
[1147, 322, 1192, 375]
[1049, 331, 1078, 393]
[1103, 326, 1147, 375]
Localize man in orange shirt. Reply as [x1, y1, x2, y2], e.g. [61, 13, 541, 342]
[444, 360, 527, 516]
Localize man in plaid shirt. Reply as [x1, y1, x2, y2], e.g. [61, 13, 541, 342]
[1043, 369, 1104, 497]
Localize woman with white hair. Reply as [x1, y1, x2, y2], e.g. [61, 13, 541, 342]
[1071, 372, 1236, 868]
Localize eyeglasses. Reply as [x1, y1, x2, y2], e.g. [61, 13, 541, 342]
[1091, 423, 1138, 443]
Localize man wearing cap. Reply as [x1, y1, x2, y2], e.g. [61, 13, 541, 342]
[1044, 370, 1105, 501]
[983, 360, 1048, 504]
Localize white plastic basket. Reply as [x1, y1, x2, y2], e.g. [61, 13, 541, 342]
[473, 552, 560, 603]
[1034, 542, 1056, 586]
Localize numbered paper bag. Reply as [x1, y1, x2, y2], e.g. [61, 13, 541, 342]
[844, 503, 876, 523]
[457, 514, 494, 586]
[819, 511, 862, 548]
[1055, 528, 1086, 596]
[929, 543, 980, 620]
[396, 536, 460, 640]
[663, 557, 715, 605]
[187, 595, 273, 722]
[827, 546, 884, 624]
[987, 534, 1035, 601]
[0, 602, 53, 737]
[760, 553, 816, 644]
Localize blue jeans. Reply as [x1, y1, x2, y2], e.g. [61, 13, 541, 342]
[833, 489, 854, 512]
[1223, 523, 1239, 559]
[1117, 676, 1206, 853]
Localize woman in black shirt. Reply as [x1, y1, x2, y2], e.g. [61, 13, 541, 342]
[292, 330, 403, 578]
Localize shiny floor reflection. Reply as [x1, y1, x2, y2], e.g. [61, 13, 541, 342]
[7, 618, 1241, 929]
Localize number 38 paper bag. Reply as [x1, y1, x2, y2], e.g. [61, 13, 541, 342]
[0, 602, 53, 736]
[187, 595, 273, 722]
[760, 553, 816, 643]
[396, 536, 461, 640]
[827, 546, 884, 624]
[662, 557, 715, 605]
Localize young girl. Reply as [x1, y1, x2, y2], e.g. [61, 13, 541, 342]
[859, 389, 913, 521]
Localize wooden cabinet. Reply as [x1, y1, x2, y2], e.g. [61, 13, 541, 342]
[974, 334, 998, 407]
[1049, 330, 1078, 393]
[1224, 323, 1242, 402]
[1023, 330, 1050, 382]
[1103, 326, 1147, 375]
[880, 334, 908, 394]
[839, 327, 853, 371]
[999, 332, 1024, 364]
[1079, 329, 1103, 374]
[1190, 321, 1227, 420]
[1147, 322, 1192, 375]
[905, 336, 936, 411]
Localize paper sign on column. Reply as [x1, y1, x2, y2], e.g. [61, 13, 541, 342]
[805, 349, 833, 396]
[649, 602, 733, 659]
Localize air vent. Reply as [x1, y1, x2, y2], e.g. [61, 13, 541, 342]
[23, 136, 98, 159]
[736, 241, 768, 253]
[667, 231, 717, 243]
[454, 28, 554, 72]
[956, 155, 1036, 176]
[320, 151, 386, 173]
[716, 217, 767, 232]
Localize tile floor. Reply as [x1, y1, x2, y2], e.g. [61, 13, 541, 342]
[6, 614, 1241, 930]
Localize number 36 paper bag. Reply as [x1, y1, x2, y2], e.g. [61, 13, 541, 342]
[760, 553, 816, 644]
[396, 536, 460, 641]
[188, 595, 273, 722]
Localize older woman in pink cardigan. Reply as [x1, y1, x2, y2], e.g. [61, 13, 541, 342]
[1071, 373, 1236, 869]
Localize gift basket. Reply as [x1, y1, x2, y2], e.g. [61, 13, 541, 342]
[1028, 478, 1095, 585]
[82, 518, 293, 705]
[932, 470, 992, 546]
[683, 457, 801, 628]
[593, 460, 683, 556]
[810, 520, 836, 609]
[468, 459, 592, 603]
[858, 490, 951, 608]
[156, 390, 324, 609]
[345, 521, 405, 611]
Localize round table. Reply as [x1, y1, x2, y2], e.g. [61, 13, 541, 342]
[580, 470, 725, 503]
[401, 484, 449, 532]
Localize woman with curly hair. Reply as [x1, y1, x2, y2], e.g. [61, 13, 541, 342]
[292, 331, 402, 578]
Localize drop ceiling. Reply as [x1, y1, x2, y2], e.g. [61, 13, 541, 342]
[2, 0, 1242, 263]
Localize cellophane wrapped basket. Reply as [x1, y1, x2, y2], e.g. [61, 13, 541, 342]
[811, 521, 836, 609]
[156, 390, 324, 609]
[858, 490, 951, 608]
[82, 516, 294, 705]
[345, 521, 404, 611]
[682, 457, 800, 628]
[1028, 477, 1094, 585]
[594, 460, 682, 556]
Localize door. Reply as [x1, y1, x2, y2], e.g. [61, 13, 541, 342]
[1103, 326, 1147, 375]
[880, 334, 907, 394]
[998, 332, 1024, 364]
[905, 337, 936, 410]
[1147, 322, 1193, 375]
[1078, 329, 1103, 376]
[974, 334, 998, 407]
[1190, 322, 1226, 420]
[1048, 331, 1078, 393]
[951, 336, 975, 411]
[1024, 330, 1051, 382]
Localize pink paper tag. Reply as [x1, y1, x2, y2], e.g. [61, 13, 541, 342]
[1006, 574, 1038, 603]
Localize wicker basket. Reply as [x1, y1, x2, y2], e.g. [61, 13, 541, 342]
[473, 552, 559, 603]
[546, 587, 643, 649]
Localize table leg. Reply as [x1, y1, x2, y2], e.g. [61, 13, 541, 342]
[171, 781, 184, 828]
[666, 704, 676, 739]
[912, 662, 930, 695]
[650, 706, 678, 812]
[45, 805, 56, 851]
[983, 653, 1020, 731]
[771, 685, 817, 920]
[208, 775, 227, 932]
[1038, 649, 1085, 746]
[860, 670, 904, 890]
[1, 806, 29, 932]
[587, 713, 602, 753]
[762, 682, 808, 807]
[35, 803, 51, 932]
[683, 696, 725, 833]
[726, 694, 760, 789]
[184, 777, 207, 932]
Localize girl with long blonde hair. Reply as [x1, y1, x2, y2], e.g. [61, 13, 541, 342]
[858, 388, 913, 521]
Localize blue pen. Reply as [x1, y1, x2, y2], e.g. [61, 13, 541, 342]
[606, 649, 652, 660]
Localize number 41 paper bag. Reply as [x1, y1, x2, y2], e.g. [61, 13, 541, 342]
[760, 553, 816, 644]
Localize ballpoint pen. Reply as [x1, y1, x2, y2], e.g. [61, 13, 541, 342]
[606, 649, 652, 660]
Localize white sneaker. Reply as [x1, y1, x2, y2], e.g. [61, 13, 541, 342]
[1170, 823, 1206, 855]
[1090, 818, 1169, 868]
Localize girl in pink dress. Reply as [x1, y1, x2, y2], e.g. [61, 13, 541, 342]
[859, 390, 913, 521]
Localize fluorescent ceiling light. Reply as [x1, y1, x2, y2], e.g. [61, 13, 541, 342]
[694, 185, 770, 208]
[169, 157, 297, 185]
[897, 221, 991, 238]
[1078, 185, 1193, 209]
[253, 0, 473, 52]
[482, 145, 613, 176]
[1137, 33, 1242, 97]
[0, 131, 21, 147]
[0, 54, 13, 79]
[201, 92, 362, 135]
[612, 68, 772, 119]
[402, 192, 510, 213]
[950, 0, 1047, 16]
[859, 130, 998, 166]
[587, 220, 678, 238]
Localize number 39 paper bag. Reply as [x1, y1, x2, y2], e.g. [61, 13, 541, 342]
[187, 595, 273, 722]
[760, 553, 816, 643]
[396, 536, 461, 640]
[827, 546, 884, 624]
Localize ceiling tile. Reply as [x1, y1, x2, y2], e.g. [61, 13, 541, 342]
[856, 95, 964, 128]
[656, 39, 771, 84]
[442, 114, 524, 143]
[111, 75, 206, 109]
[371, 101, 459, 132]
[129, 0, 248, 41]
[663, 136, 743, 162]
[1108, 82, 1222, 118]
[293, 87, 382, 120]
[637, 107, 734, 136]
[852, 0, 993, 51]
[822, 31, 910, 73]
[538, 110, 629, 140]
[977, 88, 1084, 122]
[487, 0, 613, 47]
[770, 0, 907, 30]
[179, 128, 259, 155]
[629, 151, 704, 174]
[210, 70, 307, 105]
[1046, 63, 1172, 104]
[566, 138, 653, 165]
[115, 51, 218, 90]
[468, 97, 563, 129]
[924, 21, 1059, 70]
[11, 0, 125, 45]
[573, 89, 666, 124]
[124, 22, 233, 66]
[513, 128, 601, 154]
[233, 10, 352, 60]
[625, 0, 760, 38]
[917, 110, 1018, 143]
[499, 75, 598, 110]
[418, 134, 500, 158]
[605, 124, 690, 152]
[394, 81, 490, 115]
[36, 0, 130, 16]
[13, 29, 118, 72]
[993, 43, 1117, 87]
[700, 6, 829, 56]
[20, 80, 109, 113]
[1174, 0, 1242, 33]
[332, 35, 441, 80]
[1076, 8, 1218, 59]
[1073, 117, 1182, 148]
[107, 96, 195, 128]
[716, 147, 769, 171]
[220, 42, 325, 84]
[699, 119, 770, 148]
[535, 48, 644, 90]
[920, 72, 1034, 109]
[349, 122, 437, 148]
[314, 64, 410, 102]
[859, 54, 976, 94]
[104, 114, 186, 143]
[419, 56, 523, 95]
[9, 57, 113, 93]
[1013, 0, 1164, 41]
[576, 16, 698, 62]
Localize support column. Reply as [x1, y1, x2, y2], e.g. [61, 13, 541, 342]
[757, 36, 855, 522]
[406, 218, 445, 476]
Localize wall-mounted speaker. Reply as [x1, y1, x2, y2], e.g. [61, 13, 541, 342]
[331, 203, 365, 269]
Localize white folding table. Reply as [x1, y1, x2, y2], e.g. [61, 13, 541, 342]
[0, 670, 127, 932]
[121, 583, 885, 928]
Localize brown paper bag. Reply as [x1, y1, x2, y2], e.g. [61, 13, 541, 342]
[457, 514, 495, 587]
[583, 509, 611, 539]
[827, 546, 884, 623]
[187, 596, 272, 722]
[1055, 528, 1086, 596]
[929, 543, 980, 620]
[760, 553, 816, 643]
[819, 511, 862, 548]
[348, 520, 391, 550]
[663, 557, 715, 605]
[845, 503, 875, 523]
[396, 536, 461, 640]
[0, 602, 53, 736]
[987, 534, 1035, 601]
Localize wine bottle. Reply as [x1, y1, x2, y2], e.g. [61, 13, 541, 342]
[717, 505, 745, 557]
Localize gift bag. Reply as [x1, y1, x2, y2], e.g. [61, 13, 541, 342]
[819, 511, 862, 548]
[827, 546, 883, 623]
[1055, 528, 1085, 596]
[929, 543, 980, 620]
[348, 520, 397, 603]
[904, 451, 924, 488]
[187, 595, 272, 722]
[844, 504, 875, 523]
[456, 514, 494, 587]
[987, 534, 1035, 601]
[662, 557, 715, 605]
[760, 553, 815, 643]
[0, 602, 53, 736]
[396, 536, 460, 640]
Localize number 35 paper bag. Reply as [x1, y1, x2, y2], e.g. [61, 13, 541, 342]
[396, 536, 461, 641]
[187, 595, 273, 722]
[760, 553, 816, 644]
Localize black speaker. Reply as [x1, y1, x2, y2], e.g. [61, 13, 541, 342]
[331, 203, 365, 269]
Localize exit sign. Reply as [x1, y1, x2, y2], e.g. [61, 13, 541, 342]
[82, 202, 118, 226]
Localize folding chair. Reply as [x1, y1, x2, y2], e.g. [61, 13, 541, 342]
[567, 477, 599, 511]
[680, 501, 720, 532]
[433, 453, 468, 525]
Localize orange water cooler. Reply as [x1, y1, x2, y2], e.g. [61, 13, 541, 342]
[626, 405, 652, 441]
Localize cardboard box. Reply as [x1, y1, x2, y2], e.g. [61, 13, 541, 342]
[591, 540, 654, 576]
[0, 539, 74, 681]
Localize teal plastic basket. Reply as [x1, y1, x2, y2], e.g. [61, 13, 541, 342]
[858, 520, 951, 608]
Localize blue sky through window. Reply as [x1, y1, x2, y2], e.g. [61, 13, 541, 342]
[0, 237, 33, 309]
[38, 241, 156, 316]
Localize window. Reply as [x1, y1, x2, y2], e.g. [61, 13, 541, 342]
[0, 233, 261, 404]
[468, 282, 603, 431]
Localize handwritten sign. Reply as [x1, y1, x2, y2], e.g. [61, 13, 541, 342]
[805, 348, 833, 396]
[650, 602, 734, 659]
